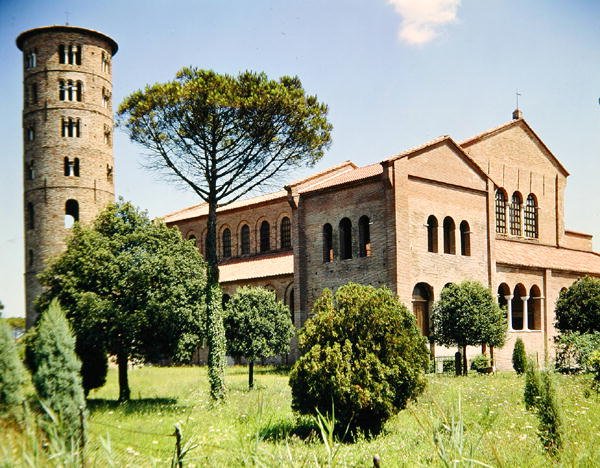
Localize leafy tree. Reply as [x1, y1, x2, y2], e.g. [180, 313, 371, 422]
[118, 68, 332, 400]
[432, 281, 507, 375]
[0, 318, 27, 414]
[289, 283, 429, 436]
[523, 358, 541, 410]
[30, 300, 86, 442]
[554, 332, 600, 374]
[555, 277, 600, 334]
[512, 337, 527, 375]
[224, 287, 294, 389]
[37, 200, 206, 401]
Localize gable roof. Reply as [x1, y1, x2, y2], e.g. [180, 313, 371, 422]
[286, 160, 358, 192]
[297, 163, 383, 194]
[460, 118, 569, 177]
[384, 135, 498, 187]
[219, 251, 294, 283]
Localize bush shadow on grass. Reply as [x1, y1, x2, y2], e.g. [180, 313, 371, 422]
[87, 398, 179, 415]
[258, 415, 318, 443]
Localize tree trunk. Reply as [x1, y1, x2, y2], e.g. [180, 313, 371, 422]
[248, 360, 254, 389]
[490, 345, 495, 368]
[117, 350, 130, 402]
[205, 194, 226, 401]
[462, 345, 468, 375]
[455, 351, 462, 377]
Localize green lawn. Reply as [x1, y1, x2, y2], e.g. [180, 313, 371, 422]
[3, 366, 600, 466]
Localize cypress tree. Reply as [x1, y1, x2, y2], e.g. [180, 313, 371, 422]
[0, 319, 27, 414]
[31, 300, 86, 441]
[512, 338, 527, 375]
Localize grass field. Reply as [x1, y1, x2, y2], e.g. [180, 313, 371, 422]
[3, 366, 600, 466]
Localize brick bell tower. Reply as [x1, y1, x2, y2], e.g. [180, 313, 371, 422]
[16, 26, 118, 327]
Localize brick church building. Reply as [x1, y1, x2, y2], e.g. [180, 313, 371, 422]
[164, 111, 600, 369]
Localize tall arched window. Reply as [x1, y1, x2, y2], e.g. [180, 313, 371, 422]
[339, 217, 352, 260]
[65, 199, 79, 228]
[495, 189, 507, 233]
[222, 228, 232, 258]
[524, 194, 538, 238]
[27, 202, 35, 229]
[510, 192, 522, 236]
[280, 217, 291, 249]
[358, 215, 371, 257]
[260, 221, 270, 252]
[459, 220, 470, 256]
[240, 224, 250, 255]
[427, 215, 438, 253]
[443, 216, 455, 254]
[323, 223, 333, 263]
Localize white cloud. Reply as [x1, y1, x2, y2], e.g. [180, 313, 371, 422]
[387, 0, 461, 45]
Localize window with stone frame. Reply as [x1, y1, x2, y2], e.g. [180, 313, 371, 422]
[240, 224, 250, 255]
[427, 215, 438, 252]
[25, 50, 37, 69]
[260, 220, 271, 252]
[339, 217, 352, 260]
[322, 223, 333, 262]
[524, 194, 538, 238]
[358, 215, 371, 257]
[27, 202, 35, 229]
[443, 216, 456, 254]
[459, 220, 470, 256]
[495, 189, 507, 234]
[59, 44, 81, 65]
[510, 192, 522, 236]
[61, 117, 80, 138]
[222, 228, 232, 258]
[280, 217, 291, 249]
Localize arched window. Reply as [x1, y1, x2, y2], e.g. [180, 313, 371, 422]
[528, 285, 542, 330]
[443, 217, 455, 254]
[358, 216, 371, 257]
[323, 223, 333, 263]
[280, 217, 291, 249]
[187, 233, 197, 247]
[240, 224, 250, 255]
[510, 192, 522, 236]
[222, 294, 231, 309]
[59, 80, 66, 100]
[28, 249, 34, 268]
[222, 228, 232, 258]
[495, 189, 507, 233]
[260, 221, 270, 252]
[64, 199, 79, 228]
[427, 215, 438, 253]
[339, 217, 352, 260]
[26, 161, 35, 180]
[524, 194, 538, 238]
[27, 202, 34, 230]
[459, 221, 470, 256]
[76, 81, 82, 102]
[511, 283, 527, 330]
[289, 289, 295, 324]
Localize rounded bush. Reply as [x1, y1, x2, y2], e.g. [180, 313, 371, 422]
[289, 283, 430, 436]
[470, 354, 491, 373]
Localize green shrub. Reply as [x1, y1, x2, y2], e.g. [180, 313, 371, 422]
[0, 319, 27, 414]
[524, 359, 541, 410]
[555, 276, 600, 334]
[589, 349, 600, 393]
[289, 283, 430, 436]
[224, 286, 294, 389]
[470, 354, 490, 373]
[523, 360, 562, 458]
[537, 371, 562, 458]
[512, 338, 526, 375]
[30, 300, 86, 442]
[554, 332, 600, 373]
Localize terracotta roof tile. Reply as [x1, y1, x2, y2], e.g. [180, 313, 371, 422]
[496, 239, 600, 275]
[298, 163, 383, 194]
[219, 251, 294, 283]
[162, 190, 288, 223]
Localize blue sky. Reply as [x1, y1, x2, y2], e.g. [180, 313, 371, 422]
[1, 0, 598, 317]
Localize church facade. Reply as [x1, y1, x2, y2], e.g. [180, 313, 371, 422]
[164, 112, 600, 369]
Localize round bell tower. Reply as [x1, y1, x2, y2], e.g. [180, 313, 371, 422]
[16, 25, 118, 327]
